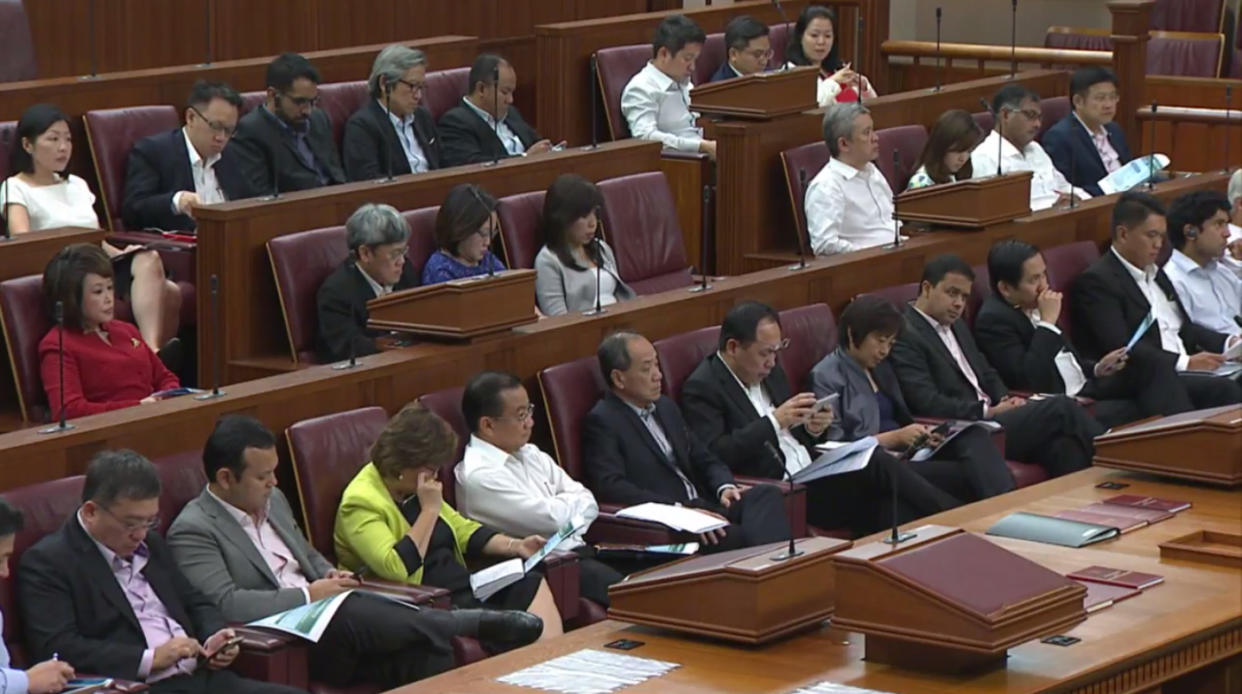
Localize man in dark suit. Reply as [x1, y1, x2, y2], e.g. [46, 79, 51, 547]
[17, 450, 307, 694]
[341, 45, 441, 182]
[708, 15, 771, 83]
[123, 81, 243, 232]
[1070, 192, 1242, 407]
[222, 52, 345, 199]
[1041, 66, 1133, 197]
[890, 254, 1103, 478]
[437, 53, 555, 167]
[582, 332, 790, 553]
[681, 301, 970, 535]
[315, 203, 418, 363]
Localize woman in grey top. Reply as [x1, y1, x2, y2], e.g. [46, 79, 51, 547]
[534, 175, 634, 315]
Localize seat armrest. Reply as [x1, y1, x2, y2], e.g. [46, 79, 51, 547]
[359, 579, 451, 609]
[97, 677, 147, 693]
[735, 476, 807, 538]
[585, 504, 695, 545]
[107, 231, 195, 253]
[231, 625, 310, 689]
[233, 625, 299, 652]
[659, 150, 708, 161]
[535, 549, 580, 621]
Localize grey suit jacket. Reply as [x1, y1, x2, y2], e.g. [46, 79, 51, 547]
[534, 242, 634, 316]
[167, 487, 334, 623]
[810, 347, 915, 441]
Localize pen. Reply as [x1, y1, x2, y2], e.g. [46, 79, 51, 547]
[52, 652, 59, 661]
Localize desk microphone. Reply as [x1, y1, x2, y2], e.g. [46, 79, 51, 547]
[1147, 101, 1157, 191]
[933, 7, 943, 93]
[1, 128, 11, 241]
[262, 137, 281, 200]
[488, 64, 501, 167]
[383, 78, 396, 182]
[979, 97, 1002, 177]
[854, 16, 864, 102]
[1224, 86, 1233, 174]
[890, 148, 902, 248]
[1067, 131, 1077, 209]
[690, 184, 712, 292]
[195, 275, 227, 400]
[332, 333, 360, 370]
[584, 235, 606, 316]
[81, 0, 99, 80]
[587, 55, 600, 150]
[883, 434, 928, 545]
[38, 301, 75, 434]
[201, 0, 213, 66]
[763, 441, 803, 562]
[790, 168, 809, 271]
[1008, 0, 1018, 79]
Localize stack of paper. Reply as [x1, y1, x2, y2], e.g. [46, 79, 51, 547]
[792, 683, 896, 694]
[614, 503, 728, 533]
[497, 648, 679, 694]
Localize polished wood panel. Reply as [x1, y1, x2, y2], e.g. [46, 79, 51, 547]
[192, 140, 664, 385]
[382, 466, 1242, 693]
[0, 228, 107, 284]
[1138, 106, 1242, 172]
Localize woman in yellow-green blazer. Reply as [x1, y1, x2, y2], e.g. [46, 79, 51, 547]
[334, 402, 562, 636]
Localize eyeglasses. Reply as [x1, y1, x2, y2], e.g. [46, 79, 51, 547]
[98, 505, 160, 534]
[491, 404, 535, 423]
[189, 105, 236, 138]
[1013, 108, 1042, 121]
[755, 338, 792, 359]
[1088, 91, 1120, 104]
[369, 244, 408, 261]
[279, 92, 320, 108]
[743, 48, 775, 60]
[474, 224, 498, 240]
[397, 79, 427, 94]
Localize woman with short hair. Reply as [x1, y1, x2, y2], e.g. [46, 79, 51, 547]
[421, 183, 506, 285]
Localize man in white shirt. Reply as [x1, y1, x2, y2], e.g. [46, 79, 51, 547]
[454, 371, 623, 607]
[971, 84, 1089, 211]
[1165, 191, 1242, 338]
[1221, 169, 1242, 278]
[621, 14, 717, 159]
[803, 102, 896, 256]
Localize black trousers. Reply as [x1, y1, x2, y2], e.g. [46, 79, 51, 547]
[694, 483, 791, 553]
[993, 395, 1103, 477]
[309, 591, 458, 689]
[1082, 353, 1242, 429]
[916, 426, 1016, 501]
[147, 670, 307, 694]
[806, 448, 962, 537]
[575, 550, 624, 607]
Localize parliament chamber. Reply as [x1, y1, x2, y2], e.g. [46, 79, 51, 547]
[0, 0, 1239, 693]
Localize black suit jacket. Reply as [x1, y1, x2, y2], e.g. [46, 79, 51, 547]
[17, 517, 226, 681]
[974, 293, 1095, 393]
[1070, 249, 1227, 368]
[1041, 114, 1132, 197]
[681, 355, 823, 479]
[121, 128, 241, 232]
[437, 101, 541, 167]
[221, 106, 346, 200]
[707, 62, 742, 83]
[890, 303, 1009, 420]
[315, 259, 418, 363]
[341, 99, 442, 182]
[582, 392, 735, 508]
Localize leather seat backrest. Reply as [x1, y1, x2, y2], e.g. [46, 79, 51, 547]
[0, 274, 50, 422]
[239, 91, 266, 116]
[778, 303, 837, 391]
[1148, 31, 1225, 77]
[285, 406, 390, 561]
[401, 206, 441, 282]
[153, 450, 209, 536]
[0, 120, 14, 237]
[1038, 97, 1071, 142]
[594, 44, 651, 140]
[0, 475, 86, 667]
[424, 67, 470, 123]
[696, 32, 727, 86]
[1043, 240, 1100, 335]
[83, 105, 182, 230]
[972, 110, 994, 134]
[1152, 0, 1226, 33]
[0, 0, 36, 83]
[266, 225, 349, 364]
[416, 386, 468, 506]
[1044, 27, 1113, 51]
[496, 190, 546, 270]
[968, 264, 990, 328]
[863, 281, 921, 312]
[537, 356, 607, 482]
[653, 325, 720, 403]
[596, 171, 693, 293]
[317, 81, 370, 149]
[780, 140, 830, 255]
[876, 124, 928, 192]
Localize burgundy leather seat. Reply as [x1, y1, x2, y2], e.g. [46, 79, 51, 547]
[424, 67, 470, 123]
[653, 326, 720, 403]
[596, 172, 693, 293]
[83, 106, 182, 231]
[864, 281, 920, 310]
[239, 91, 266, 116]
[401, 206, 441, 281]
[1043, 28, 1113, 52]
[153, 450, 209, 536]
[495, 190, 545, 270]
[0, 0, 37, 83]
[972, 110, 993, 134]
[1149, 31, 1225, 78]
[1152, 0, 1226, 33]
[0, 274, 51, 422]
[777, 303, 837, 392]
[593, 44, 650, 140]
[696, 33, 726, 86]
[1038, 96, 1071, 141]
[267, 226, 350, 365]
[779, 141, 830, 255]
[415, 386, 469, 498]
[1043, 240, 1100, 337]
[317, 81, 369, 149]
[876, 125, 927, 192]
[968, 263, 989, 328]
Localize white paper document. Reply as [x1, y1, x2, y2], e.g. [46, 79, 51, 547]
[910, 420, 1002, 462]
[801, 436, 878, 482]
[614, 502, 729, 533]
[792, 682, 896, 694]
[246, 590, 353, 643]
[470, 517, 587, 600]
[497, 648, 679, 694]
[1097, 153, 1169, 195]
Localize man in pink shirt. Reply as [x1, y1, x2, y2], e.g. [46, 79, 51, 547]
[1043, 66, 1135, 197]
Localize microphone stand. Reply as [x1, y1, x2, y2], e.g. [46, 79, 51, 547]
[932, 7, 943, 93]
[689, 185, 712, 292]
[773, 0, 792, 69]
[889, 148, 902, 248]
[195, 275, 227, 400]
[486, 65, 501, 167]
[1068, 133, 1077, 209]
[585, 55, 600, 150]
[583, 236, 606, 315]
[263, 137, 281, 200]
[882, 434, 929, 545]
[1, 129, 11, 242]
[81, 0, 99, 80]
[764, 442, 804, 562]
[1009, 0, 1018, 80]
[1146, 101, 1157, 191]
[39, 301, 75, 434]
[789, 168, 809, 271]
[1224, 86, 1233, 174]
[383, 79, 396, 182]
[201, 0, 213, 66]
[332, 331, 361, 370]
[980, 97, 1002, 177]
[855, 16, 863, 101]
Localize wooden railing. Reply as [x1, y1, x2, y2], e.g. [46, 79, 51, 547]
[881, 40, 1110, 92]
[1137, 106, 1242, 172]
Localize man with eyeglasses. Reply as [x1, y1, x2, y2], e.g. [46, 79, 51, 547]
[18, 450, 309, 694]
[223, 52, 345, 199]
[708, 15, 772, 83]
[342, 45, 442, 182]
[971, 83, 1089, 211]
[122, 80, 243, 232]
[315, 202, 418, 364]
[1042, 67, 1133, 197]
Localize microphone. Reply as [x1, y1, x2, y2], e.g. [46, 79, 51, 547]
[1147, 101, 1157, 191]
[2, 128, 11, 241]
[485, 247, 496, 279]
[772, 0, 792, 68]
[383, 78, 396, 182]
[855, 16, 864, 102]
[82, 0, 98, 80]
[490, 64, 501, 166]
[933, 7, 943, 93]
[979, 97, 1003, 177]
[790, 168, 809, 271]
[763, 441, 804, 562]
[1224, 85, 1233, 174]
[689, 185, 713, 292]
[1068, 131, 1077, 209]
[194, 275, 227, 400]
[583, 236, 606, 316]
[38, 301, 75, 434]
[262, 137, 281, 200]
[587, 54, 600, 150]
[332, 329, 361, 370]
[890, 148, 902, 248]
[882, 433, 929, 545]
[1009, 0, 1018, 80]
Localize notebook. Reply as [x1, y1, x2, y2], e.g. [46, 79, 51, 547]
[1101, 494, 1191, 513]
[1075, 579, 1142, 613]
[1067, 566, 1165, 590]
[986, 512, 1120, 548]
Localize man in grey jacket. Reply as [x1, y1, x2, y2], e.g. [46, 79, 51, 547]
[167, 416, 541, 689]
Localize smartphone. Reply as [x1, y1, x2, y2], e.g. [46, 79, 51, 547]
[199, 635, 244, 663]
[929, 421, 952, 437]
[812, 393, 839, 413]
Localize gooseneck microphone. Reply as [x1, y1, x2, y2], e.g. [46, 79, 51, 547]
[933, 7, 944, 93]
[489, 65, 501, 166]
[790, 168, 809, 271]
[1147, 101, 1157, 191]
[1, 128, 11, 241]
[83, 0, 99, 80]
[39, 301, 75, 434]
[855, 16, 864, 102]
[383, 78, 396, 182]
[195, 275, 227, 400]
[883, 433, 929, 545]
[773, 0, 792, 68]
[1009, 0, 1018, 80]
[202, 0, 213, 66]
[890, 148, 902, 248]
[764, 441, 804, 562]
[332, 329, 361, 371]
[1224, 86, 1233, 174]
[690, 185, 713, 292]
[584, 235, 606, 316]
[588, 54, 600, 150]
[979, 97, 1003, 177]
[1068, 133, 1077, 209]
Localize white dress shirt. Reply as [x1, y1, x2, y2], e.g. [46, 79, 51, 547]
[357, 264, 395, 298]
[970, 130, 1090, 211]
[717, 354, 812, 475]
[620, 62, 703, 154]
[1166, 249, 1242, 336]
[455, 435, 599, 547]
[206, 487, 311, 603]
[913, 305, 991, 415]
[0, 609, 28, 694]
[462, 98, 525, 155]
[1224, 223, 1242, 279]
[1027, 308, 1088, 396]
[1111, 248, 1191, 370]
[172, 128, 224, 213]
[382, 101, 429, 174]
[804, 157, 896, 256]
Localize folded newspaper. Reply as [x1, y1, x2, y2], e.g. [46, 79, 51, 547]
[246, 588, 419, 642]
[803, 436, 879, 481]
[1097, 154, 1170, 195]
[470, 516, 588, 601]
[614, 503, 729, 533]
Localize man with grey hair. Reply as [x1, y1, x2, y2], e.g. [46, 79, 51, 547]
[342, 44, 442, 181]
[315, 202, 417, 363]
[803, 101, 895, 255]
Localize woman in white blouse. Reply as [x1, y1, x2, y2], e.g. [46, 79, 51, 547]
[784, 5, 877, 106]
[1, 104, 182, 352]
[533, 175, 634, 316]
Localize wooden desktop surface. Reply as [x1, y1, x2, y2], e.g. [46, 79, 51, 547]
[382, 467, 1242, 694]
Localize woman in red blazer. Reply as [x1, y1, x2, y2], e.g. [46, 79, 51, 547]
[39, 243, 179, 419]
